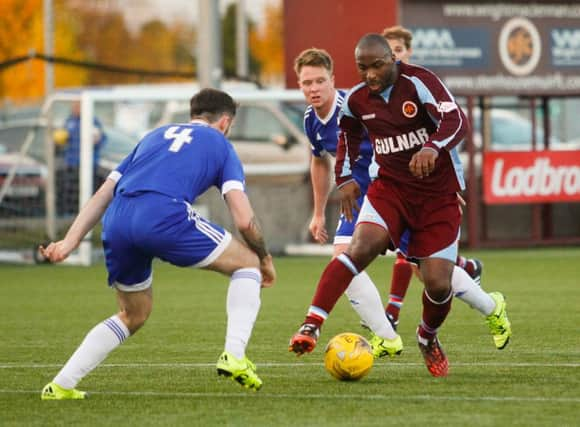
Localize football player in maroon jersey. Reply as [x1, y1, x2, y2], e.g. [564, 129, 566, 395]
[290, 33, 476, 377]
[296, 48, 403, 359]
[379, 25, 496, 337]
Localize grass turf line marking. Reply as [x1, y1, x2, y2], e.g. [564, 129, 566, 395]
[1, 389, 579, 403]
[1, 362, 579, 368]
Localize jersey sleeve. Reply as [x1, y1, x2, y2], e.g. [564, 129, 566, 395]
[107, 144, 138, 182]
[334, 101, 366, 187]
[412, 69, 469, 152]
[303, 110, 325, 158]
[218, 139, 245, 196]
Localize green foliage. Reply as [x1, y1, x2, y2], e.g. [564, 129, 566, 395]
[1, 249, 579, 426]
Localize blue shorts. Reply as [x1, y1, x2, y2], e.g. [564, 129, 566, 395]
[333, 192, 365, 245]
[102, 192, 231, 291]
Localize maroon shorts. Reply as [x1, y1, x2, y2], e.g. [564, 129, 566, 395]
[365, 179, 461, 259]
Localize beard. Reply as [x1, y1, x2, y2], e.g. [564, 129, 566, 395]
[366, 65, 397, 94]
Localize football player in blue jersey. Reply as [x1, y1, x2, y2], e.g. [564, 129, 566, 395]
[294, 48, 403, 359]
[39, 88, 275, 399]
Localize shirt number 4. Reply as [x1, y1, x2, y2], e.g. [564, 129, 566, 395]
[165, 126, 193, 152]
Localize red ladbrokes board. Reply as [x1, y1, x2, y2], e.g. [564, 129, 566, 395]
[483, 151, 580, 204]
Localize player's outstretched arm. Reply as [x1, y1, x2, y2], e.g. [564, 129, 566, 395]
[39, 178, 116, 263]
[224, 189, 276, 287]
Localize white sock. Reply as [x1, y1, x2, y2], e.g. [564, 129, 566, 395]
[225, 268, 262, 359]
[53, 315, 130, 389]
[345, 271, 398, 340]
[452, 266, 496, 315]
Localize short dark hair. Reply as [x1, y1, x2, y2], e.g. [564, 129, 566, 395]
[189, 88, 237, 122]
[356, 33, 392, 55]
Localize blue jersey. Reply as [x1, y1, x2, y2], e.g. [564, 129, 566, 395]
[63, 114, 106, 168]
[112, 122, 245, 202]
[303, 90, 374, 192]
[102, 121, 243, 287]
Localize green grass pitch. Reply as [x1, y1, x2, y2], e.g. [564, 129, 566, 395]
[1, 248, 579, 426]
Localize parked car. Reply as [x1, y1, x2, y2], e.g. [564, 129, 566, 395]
[0, 122, 47, 217]
[459, 108, 580, 176]
[470, 108, 571, 151]
[0, 120, 137, 217]
[158, 98, 310, 176]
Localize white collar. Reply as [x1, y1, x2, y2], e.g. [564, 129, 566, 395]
[314, 90, 339, 125]
[190, 119, 209, 126]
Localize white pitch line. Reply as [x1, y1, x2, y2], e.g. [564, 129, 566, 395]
[1, 389, 579, 403]
[0, 361, 579, 369]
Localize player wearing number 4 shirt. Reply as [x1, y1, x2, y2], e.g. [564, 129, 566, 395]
[39, 89, 275, 399]
[290, 33, 469, 377]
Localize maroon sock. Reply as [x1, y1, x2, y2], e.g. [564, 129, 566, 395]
[305, 256, 356, 328]
[463, 260, 476, 277]
[457, 255, 477, 277]
[418, 290, 452, 341]
[386, 256, 413, 321]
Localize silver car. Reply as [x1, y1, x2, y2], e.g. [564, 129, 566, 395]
[158, 99, 310, 176]
[0, 120, 137, 217]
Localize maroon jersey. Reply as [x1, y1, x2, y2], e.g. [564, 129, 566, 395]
[335, 62, 468, 198]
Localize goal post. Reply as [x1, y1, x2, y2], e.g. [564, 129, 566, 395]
[0, 84, 309, 265]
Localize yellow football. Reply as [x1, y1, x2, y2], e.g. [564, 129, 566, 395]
[53, 128, 69, 145]
[324, 332, 374, 381]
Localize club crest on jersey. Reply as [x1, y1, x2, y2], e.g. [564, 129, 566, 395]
[402, 101, 418, 118]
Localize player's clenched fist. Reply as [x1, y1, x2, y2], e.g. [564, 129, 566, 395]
[409, 147, 439, 178]
[260, 254, 276, 288]
[39, 240, 76, 263]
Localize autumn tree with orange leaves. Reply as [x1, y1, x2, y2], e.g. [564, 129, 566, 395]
[0, 1, 196, 105]
[250, 3, 284, 85]
[0, 0, 86, 104]
[0, 1, 285, 105]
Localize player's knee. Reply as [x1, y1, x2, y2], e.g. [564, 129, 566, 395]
[423, 276, 452, 302]
[120, 306, 152, 334]
[332, 243, 349, 259]
[125, 315, 148, 334]
[248, 251, 260, 269]
[217, 237, 260, 272]
[234, 249, 259, 271]
[348, 240, 383, 269]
